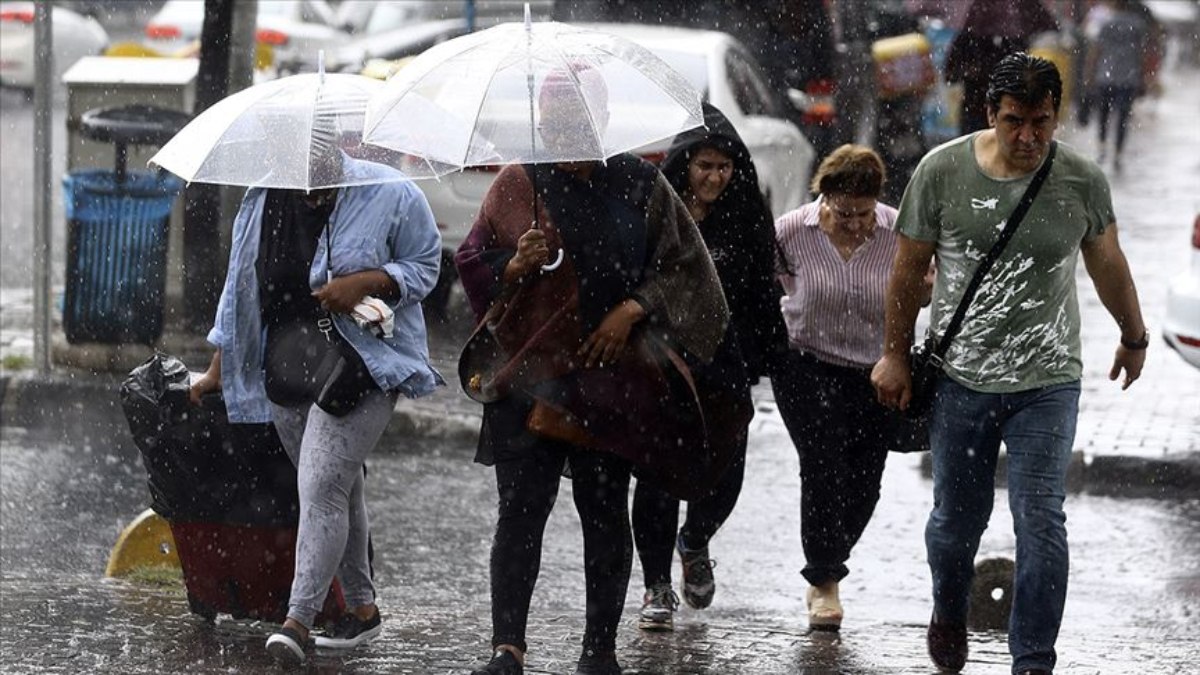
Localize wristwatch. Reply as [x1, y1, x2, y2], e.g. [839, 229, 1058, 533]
[1120, 329, 1149, 350]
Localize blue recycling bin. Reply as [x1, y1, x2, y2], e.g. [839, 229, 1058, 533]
[62, 168, 184, 344]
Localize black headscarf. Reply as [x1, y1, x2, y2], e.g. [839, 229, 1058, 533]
[661, 103, 787, 381]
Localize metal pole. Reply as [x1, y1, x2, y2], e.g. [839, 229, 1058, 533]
[32, 3, 53, 374]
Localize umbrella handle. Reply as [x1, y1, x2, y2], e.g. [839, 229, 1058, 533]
[541, 248, 564, 272]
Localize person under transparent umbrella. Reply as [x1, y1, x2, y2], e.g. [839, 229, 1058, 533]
[456, 66, 728, 675]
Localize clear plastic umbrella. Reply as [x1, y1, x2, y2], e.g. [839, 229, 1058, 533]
[363, 6, 704, 268]
[148, 56, 457, 189]
[364, 8, 703, 166]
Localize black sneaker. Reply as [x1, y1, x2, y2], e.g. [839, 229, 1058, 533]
[638, 583, 679, 631]
[677, 534, 716, 610]
[470, 649, 523, 675]
[574, 649, 622, 675]
[313, 609, 382, 649]
[265, 626, 310, 666]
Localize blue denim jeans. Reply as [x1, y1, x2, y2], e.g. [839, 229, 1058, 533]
[925, 376, 1080, 674]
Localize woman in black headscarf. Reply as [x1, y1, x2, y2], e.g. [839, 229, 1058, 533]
[631, 103, 787, 631]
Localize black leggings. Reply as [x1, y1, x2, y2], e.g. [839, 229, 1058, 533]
[632, 429, 747, 588]
[771, 350, 892, 586]
[1095, 85, 1137, 155]
[489, 442, 632, 654]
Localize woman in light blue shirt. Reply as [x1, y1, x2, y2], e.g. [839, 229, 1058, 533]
[189, 155, 443, 664]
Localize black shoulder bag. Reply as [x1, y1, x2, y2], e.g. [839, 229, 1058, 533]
[263, 221, 378, 417]
[905, 141, 1057, 420]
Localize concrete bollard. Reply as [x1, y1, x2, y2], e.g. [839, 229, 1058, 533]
[968, 556, 1015, 631]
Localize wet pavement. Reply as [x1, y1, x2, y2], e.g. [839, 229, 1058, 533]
[3, 404, 1200, 674]
[3, 25, 1200, 675]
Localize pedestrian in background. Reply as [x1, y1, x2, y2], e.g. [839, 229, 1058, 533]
[772, 144, 924, 632]
[871, 52, 1147, 674]
[943, 0, 1058, 134]
[456, 68, 730, 675]
[1085, 0, 1150, 170]
[631, 103, 787, 631]
[188, 155, 444, 665]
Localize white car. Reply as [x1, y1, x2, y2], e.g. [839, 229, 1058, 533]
[144, 0, 344, 75]
[0, 2, 108, 90]
[1164, 214, 1200, 369]
[411, 24, 814, 313]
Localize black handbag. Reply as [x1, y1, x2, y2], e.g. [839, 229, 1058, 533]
[905, 141, 1058, 420]
[262, 216, 378, 417]
[263, 313, 376, 417]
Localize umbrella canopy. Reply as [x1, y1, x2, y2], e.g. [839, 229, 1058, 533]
[149, 67, 456, 189]
[362, 9, 704, 168]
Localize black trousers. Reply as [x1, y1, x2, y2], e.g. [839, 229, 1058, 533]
[489, 441, 632, 654]
[771, 350, 892, 586]
[631, 428, 748, 588]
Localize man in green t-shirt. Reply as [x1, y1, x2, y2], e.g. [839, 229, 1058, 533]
[871, 53, 1147, 675]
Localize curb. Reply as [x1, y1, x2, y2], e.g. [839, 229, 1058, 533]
[3, 372, 1196, 499]
[918, 447, 1200, 499]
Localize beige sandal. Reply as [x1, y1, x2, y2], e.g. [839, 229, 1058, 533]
[806, 581, 844, 631]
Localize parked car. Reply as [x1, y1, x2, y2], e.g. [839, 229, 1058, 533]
[0, 1, 108, 90]
[1164, 214, 1200, 369]
[321, 1, 548, 75]
[396, 23, 814, 316]
[143, 0, 344, 75]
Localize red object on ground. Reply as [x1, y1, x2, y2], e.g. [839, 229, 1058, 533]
[169, 521, 346, 626]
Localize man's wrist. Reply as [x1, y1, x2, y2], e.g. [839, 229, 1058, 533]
[1120, 328, 1149, 350]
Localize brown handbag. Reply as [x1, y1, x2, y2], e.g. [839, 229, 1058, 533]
[526, 400, 597, 447]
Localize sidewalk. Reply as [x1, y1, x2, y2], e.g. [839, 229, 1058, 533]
[2, 309, 1197, 500]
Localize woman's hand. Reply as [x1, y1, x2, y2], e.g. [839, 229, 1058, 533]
[314, 270, 400, 313]
[579, 299, 646, 368]
[189, 351, 222, 406]
[503, 229, 550, 283]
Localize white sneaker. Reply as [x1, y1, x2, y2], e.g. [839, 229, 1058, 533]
[265, 626, 308, 665]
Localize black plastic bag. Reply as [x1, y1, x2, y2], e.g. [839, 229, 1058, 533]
[120, 352, 299, 526]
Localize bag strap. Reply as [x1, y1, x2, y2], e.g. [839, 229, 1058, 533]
[930, 141, 1057, 363]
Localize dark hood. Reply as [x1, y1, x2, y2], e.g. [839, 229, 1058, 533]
[661, 102, 759, 205]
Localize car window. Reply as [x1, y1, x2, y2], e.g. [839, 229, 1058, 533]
[725, 47, 780, 117]
[641, 49, 709, 101]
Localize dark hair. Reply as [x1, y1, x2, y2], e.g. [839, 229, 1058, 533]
[986, 51, 1063, 115]
[810, 144, 886, 197]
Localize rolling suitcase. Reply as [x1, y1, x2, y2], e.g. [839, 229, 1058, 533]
[121, 353, 349, 625]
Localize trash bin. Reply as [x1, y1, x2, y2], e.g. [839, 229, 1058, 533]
[63, 104, 190, 344]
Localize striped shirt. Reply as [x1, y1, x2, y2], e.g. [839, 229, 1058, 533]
[775, 197, 899, 368]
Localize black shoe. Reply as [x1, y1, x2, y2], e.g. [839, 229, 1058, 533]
[313, 609, 382, 649]
[1017, 670, 1051, 675]
[265, 626, 310, 666]
[926, 614, 968, 672]
[470, 649, 523, 675]
[677, 533, 716, 610]
[574, 649, 622, 675]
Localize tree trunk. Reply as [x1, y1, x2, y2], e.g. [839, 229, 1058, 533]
[182, 0, 234, 333]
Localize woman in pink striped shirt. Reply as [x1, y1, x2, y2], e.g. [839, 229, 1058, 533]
[772, 144, 918, 632]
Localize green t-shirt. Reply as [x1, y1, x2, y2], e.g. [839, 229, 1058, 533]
[896, 133, 1114, 393]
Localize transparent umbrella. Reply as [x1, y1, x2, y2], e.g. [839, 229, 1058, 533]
[364, 9, 702, 166]
[363, 6, 704, 268]
[148, 57, 457, 189]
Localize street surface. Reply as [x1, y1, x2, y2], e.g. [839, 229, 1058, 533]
[2, 399, 1199, 674]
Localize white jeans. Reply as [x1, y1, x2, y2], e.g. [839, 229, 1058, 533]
[270, 389, 396, 628]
